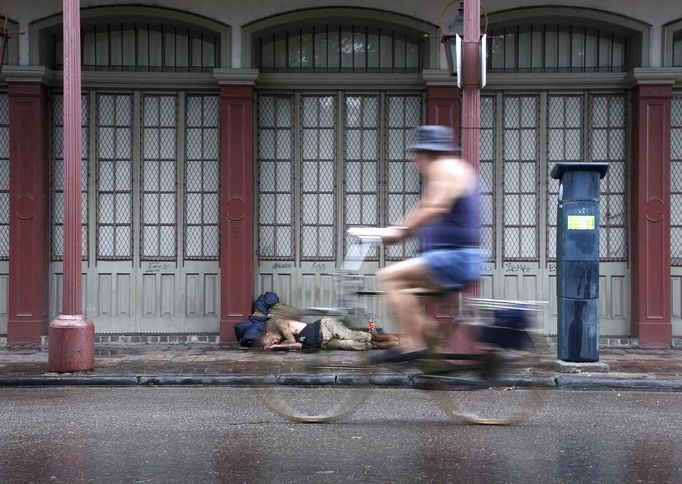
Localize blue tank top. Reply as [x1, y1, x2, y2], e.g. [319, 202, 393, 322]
[417, 188, 481, 252]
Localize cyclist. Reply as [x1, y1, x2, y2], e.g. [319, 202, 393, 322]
[370, 125, 482, 362]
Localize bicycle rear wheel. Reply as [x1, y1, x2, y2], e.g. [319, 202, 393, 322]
[255, 349, 375, 423]
[422, 329, 552, 425]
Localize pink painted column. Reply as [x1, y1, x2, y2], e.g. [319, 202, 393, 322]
[219, 85, 254, 342]
[425, 0, 481, 351]
[631, 84, 673, 348]
[48, 0, 95, 371]
[462, 0, 481, 173]
[7, 81, 50, 346]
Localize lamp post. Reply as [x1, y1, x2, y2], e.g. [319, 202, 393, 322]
[48, 0, 95, 372]
[439, 0, 481, 171]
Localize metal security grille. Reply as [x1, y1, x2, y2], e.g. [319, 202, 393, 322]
[0, 94, 9, 259]
[141, 95, 177, 260]
[185, 94, 220, 260]
[503, 95, 539, 261]
[257, 25, 421, 73]
[589, 94, 627, 261]
[54, 22, 219, 72]
[672, 97, 682, 265]
[546, 94, 583, 260]
[97, 94, 133, 260]
[385, 95, 422, 261]
[480, 95, 495, 261]
[344, 95, 379, 258]
[257, 95, 294, 260]
[301, 95, 336, 260]
[488, 24, 627, 73]
[51, 94, 89, 260]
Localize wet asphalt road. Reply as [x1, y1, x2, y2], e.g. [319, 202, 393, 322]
[1, 387, 681, 483]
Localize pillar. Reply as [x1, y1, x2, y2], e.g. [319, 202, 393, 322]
[7, 74, 50, 346]
[631, 83, 673, 348]
[218, 84, 254, 342]
[426, 85, 460, 136]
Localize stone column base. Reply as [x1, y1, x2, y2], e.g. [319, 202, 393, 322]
[48, 315, 95, 372]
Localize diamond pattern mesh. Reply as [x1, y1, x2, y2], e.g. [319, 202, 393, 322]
[546, 95, 583, 260]
[257, 95, 294, 260]
[185, 95, 220, 260]
[141, 95, 177, 260]
[301, 95, 336, 260]
[503, 95, 539, 261]
[385, 95, 421, 261]
[671, 97, 682, 265]
[51, 94, 89, 260]
[97, 94, 133, 260]
[589, 94, 627, 261]
[0, 94, 9, 259]
[344, 95, 379, 258]
[480, 95, 495, 261]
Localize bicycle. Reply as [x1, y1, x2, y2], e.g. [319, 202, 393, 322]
[255, 231, 552, 425]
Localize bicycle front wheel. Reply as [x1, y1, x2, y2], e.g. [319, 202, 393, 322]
[422, 330, 552, 425]
[255, 349, 375, 423]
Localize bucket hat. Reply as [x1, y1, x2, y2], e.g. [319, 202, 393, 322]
[408, 125, 461, 153]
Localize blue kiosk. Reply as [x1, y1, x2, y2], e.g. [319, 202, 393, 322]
[550, 162, 609, 362]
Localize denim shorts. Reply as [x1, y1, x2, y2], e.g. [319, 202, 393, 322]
[421, 247, 482, 291]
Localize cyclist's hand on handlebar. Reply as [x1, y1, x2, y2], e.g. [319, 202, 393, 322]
[348, 226, 409, 244]
[380, 226, 411, 244]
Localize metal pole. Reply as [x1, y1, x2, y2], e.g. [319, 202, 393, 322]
[462, 0, 480, 173]
[48, 0, 95, 372]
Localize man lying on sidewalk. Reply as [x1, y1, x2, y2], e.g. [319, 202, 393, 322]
[260, 318, 399, 351]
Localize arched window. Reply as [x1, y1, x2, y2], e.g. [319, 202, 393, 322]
[674, 33, 682, 66]
[255, 24, 424, 73]
[487, 24, 628, 73]
[244, 8, 436, 73]
[55, 22, 219, 72]
[0, 17, 20, 66]
[30, 6, 230, 71]
[664, 19, 682, 66]
[485, 7, 648, 73]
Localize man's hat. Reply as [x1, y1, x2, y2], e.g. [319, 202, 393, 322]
[408, 125, 461, 153]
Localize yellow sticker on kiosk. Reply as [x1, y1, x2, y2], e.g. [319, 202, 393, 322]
[567, 215, 595, 230]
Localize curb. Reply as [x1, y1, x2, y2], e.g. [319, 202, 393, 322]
[0, 373, 681, 390]
[555, 375, 682, 391]
[0, 376, 139, 386]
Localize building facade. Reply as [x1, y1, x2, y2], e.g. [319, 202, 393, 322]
[1, 0, 681, 347]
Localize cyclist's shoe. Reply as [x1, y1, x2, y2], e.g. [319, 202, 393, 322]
[368, 347, 428, 364]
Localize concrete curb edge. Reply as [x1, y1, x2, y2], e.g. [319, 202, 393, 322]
[0, 374, 681, 390]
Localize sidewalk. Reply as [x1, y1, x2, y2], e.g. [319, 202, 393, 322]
[0, 343, 681, 390]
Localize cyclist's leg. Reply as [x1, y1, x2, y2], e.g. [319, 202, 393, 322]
[376, 257, 442, 350]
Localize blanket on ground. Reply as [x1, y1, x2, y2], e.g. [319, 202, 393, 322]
[234, 292, 280, 347]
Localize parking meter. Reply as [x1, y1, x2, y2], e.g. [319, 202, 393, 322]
[550, 162, 609, 362]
